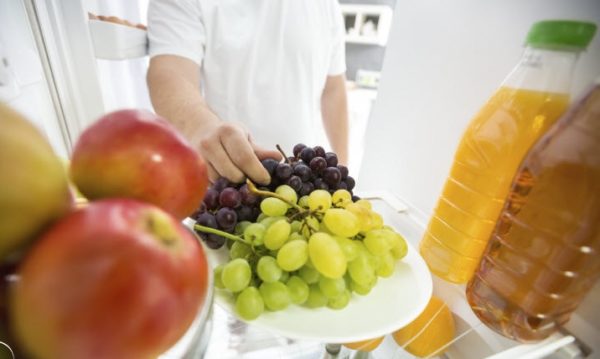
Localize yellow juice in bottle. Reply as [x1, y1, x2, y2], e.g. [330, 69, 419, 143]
[420, 87, 569, 283]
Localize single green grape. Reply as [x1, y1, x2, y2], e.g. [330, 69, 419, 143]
[307, 190, 332, 212]
[390, 232, 408, 260]
[290, 220, 302, 233]
[221, 258, 252, 293]
[347, 253, 375, 286]
[259, 281, 291, 311]
[279, 270, 290, 283]
[235, 286, 264, 320]
[308, 232, 347, 279]
[288, 232, 305, 242]
[364, 229, 393, 256]
[355, 199, 372, 210]
[332, 189, 352, 208]
[230, 241, 252, 260]
[264, 219, 291, 250]
[304, 284, 328, 308]
[376, 252, 395, 278]
[323, 208, 360, 238]
[244, 223, 266, 245]
[277, 239, 308, 271]
[327, 289, 351, 310]
[299, 265, 320, 284]
[318, 276, 346, 298]
[345, 202, 374, 233]
[256, 256, 282, 283]
[286, 276, 309, 305]
[301, 215, 320, 238]
[276, 185, 298, 204]
[352, 276, 377, 296]
[334, 236, 359, 262]
[260, 215, 285, 229]
[261, 197, 289, 217]
[298, 195, 310, 208]
[214, 264, 225, 289]
[235, 221, 252, 235]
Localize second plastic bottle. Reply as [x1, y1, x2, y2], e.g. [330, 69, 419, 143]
[420, 20, 597, 283]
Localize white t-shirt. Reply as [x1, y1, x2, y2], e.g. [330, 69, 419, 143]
[148, 0, 346, 151]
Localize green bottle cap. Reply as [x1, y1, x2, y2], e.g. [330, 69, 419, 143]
[526, 20, 597, 50]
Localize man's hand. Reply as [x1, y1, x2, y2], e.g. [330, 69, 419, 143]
[197, 122, 281, 184]
[147, 55, 280, 185]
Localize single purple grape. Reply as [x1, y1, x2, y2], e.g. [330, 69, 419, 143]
[293, 164, 312, 182]
[309, 157, 327, 174]
[275, 163, 293, 181]
[236, 206, 254, 222]
[299, 182, 314, 196]
[336, 181, 348, 190]
[345, 176, 356, 191]
[313, 178, 329, 191]
[205, 234, 227, 249]
[195, 212, 218, 228]
[293, 143, 307, 158]
[212, 177, 230, 192]
[261, 158, 280, 177]
[323, 167, 341, 186]
[325, 152, 338, 167]
[337, 165, 349, 180]
[202, 188, 220, 210]
[219, 187, 241, 208]
[216, 207, 237, 230]
[239, 184, 258, 206]
[313, 146, 326, 158]
[287, 175, 303, 192]
[300, 147, 316, 164]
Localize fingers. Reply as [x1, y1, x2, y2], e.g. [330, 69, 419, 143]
[222, 133, 271, 185]
[199, 129, 246, 183]
[252, 143, 283, 162]
[206, 162, 219, 184]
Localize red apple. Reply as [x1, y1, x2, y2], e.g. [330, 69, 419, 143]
[10, 199, 209, 359]
[70, 109, 208, 219]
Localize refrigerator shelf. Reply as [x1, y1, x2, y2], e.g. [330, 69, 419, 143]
[88, 19, 148, 60]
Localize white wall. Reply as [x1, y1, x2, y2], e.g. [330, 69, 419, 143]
[0, 0, 69, 158]
[357, 0, 600, 223]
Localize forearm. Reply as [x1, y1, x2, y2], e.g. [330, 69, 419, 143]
[147, 57, 220, 145]
[321, 75, 349, 165]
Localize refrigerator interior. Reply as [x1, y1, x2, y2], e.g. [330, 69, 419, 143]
[1, 0, 599, 357]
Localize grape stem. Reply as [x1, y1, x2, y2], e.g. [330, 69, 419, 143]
[193, 224, 252, 246]
[246, 179, 305, 212]
[276, 144, 292, 164]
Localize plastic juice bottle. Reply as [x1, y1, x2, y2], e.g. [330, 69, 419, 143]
[420, 20, 597, 283]
[466, 79, 600, 342]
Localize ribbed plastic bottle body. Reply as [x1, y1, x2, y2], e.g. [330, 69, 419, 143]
[466, 84, 600, 342]
[420, 47, 577, 283]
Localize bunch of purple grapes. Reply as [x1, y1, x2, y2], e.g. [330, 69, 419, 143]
[192, 177, 261, 249]
[262, 143, 357, 199]
[192, 143, 357, 249]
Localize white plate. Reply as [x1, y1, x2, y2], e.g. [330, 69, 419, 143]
[196, 222, 432, 344]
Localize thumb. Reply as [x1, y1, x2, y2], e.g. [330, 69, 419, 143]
[251, 143, 283, 162]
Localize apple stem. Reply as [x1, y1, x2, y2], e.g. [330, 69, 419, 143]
[193, 224, 251, 245]
[246, 179, 305, 212]
[276, 144, 291, 164]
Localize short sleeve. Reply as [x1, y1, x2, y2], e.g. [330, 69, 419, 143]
[147, 0, 206, 65]
[328, 0, 347, 76]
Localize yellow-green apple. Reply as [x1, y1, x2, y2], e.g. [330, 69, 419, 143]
[0, 103, 72, 261]
[10, 199, 209, 359]
[70, 109, 208, 219]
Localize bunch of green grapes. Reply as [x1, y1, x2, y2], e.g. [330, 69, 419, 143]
[197, 184, 408, 321]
